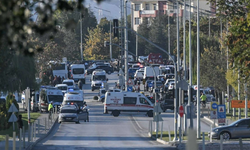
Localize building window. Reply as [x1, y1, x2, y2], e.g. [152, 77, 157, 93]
[145, 4, 150, 10]
[135, 18, 141, 25]
[135, 4, 140, 11]
[153, 4, 157, 10]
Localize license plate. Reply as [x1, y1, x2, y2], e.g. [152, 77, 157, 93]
[66, 118, 71, 120]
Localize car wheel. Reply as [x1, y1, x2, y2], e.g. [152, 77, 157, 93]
[112, 110, 120, 117]
[147, 110, 153, 117]
[220, 132, 231, 140]
[108, 71, 111, 74]
[59, 121, 61, 124]
[91, 88, 94, 91]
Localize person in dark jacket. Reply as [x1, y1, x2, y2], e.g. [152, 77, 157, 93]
[17, 115, 23, 140]
[17, 115, 23, 129]
[78, 80, 83, 90]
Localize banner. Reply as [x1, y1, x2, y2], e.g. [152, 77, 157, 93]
[231, 100, 250, 108]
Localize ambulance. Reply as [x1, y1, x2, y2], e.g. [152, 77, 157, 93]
[62, 92, 85, 109]
[90, 69, 108, 91]
[104, 91, 154, 117]
[39, 87, 63, 112]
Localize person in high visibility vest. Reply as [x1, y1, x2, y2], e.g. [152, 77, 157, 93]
[48, 101, 53, 119]
[200, 92, 207, 105]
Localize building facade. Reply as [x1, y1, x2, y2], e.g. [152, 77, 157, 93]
[130, 0, 214, 31]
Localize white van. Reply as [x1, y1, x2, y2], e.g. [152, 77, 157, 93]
[39, 87, 63, 112]
[143, 66, 160, 81]
[104, 91, 154, 117]
[91, 69, 108, 91]
[70, 64, 86, 84]
[31, 91, 39, 112]
[62, 92, 85, 109]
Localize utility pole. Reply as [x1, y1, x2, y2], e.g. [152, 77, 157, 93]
[80, 12, 83, 61]
[183, 0, 186, 80]
[226, 22, 230, 113]
[120, 0, 124, 69]
[110, 20, 112, 60]
[238, 71, 241, 119]
[124, 0, 128, 91]
[188, 0, 193, 129]
[197, 0, 201, 139]
[245, 82, 248, 118]
[168, 10, 171, 60]
[174, 0, 180, 141]
[136, 35, 138, 61]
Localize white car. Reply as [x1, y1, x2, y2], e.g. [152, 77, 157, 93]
[62, 79, 76, 89]
[55, 84, 69, 95]
[134, 70, 144, 81]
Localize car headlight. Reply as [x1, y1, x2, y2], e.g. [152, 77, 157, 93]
[213, 128, 219, 132]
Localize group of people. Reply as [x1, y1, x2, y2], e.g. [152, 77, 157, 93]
[50, 75, 65, 86]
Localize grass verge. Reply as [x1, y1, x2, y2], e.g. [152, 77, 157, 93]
[0, 112, 40, 141]
[152, 131, 209, 141]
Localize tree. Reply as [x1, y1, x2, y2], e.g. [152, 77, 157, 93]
[84, 26, 119, 60]
[200, 47, 227, 99]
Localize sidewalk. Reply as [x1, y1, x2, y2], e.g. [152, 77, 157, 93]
[0, 112, 58, 150]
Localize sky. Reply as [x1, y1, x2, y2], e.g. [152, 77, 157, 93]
[83, 0, 131, 23]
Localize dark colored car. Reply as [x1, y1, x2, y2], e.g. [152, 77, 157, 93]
[147, 96, 155, 104]
[86, 65, 113, 75]
[160, 99, 174, 112]
[209, 118, 250, 140]
[128, 68, 138, 78]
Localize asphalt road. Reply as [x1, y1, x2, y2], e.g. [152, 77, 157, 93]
[33, 73, 176, 150]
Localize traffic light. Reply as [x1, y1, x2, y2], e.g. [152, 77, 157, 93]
[113, 19, 119, 37]
[30, 89, 35, 100]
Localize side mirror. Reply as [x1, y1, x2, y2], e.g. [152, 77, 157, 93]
[235, 124, 238, 127]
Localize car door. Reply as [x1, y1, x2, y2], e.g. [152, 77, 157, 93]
[234, 120, 250, 138]
[138, 97, 151, 112]
[77, 109, 88, 120]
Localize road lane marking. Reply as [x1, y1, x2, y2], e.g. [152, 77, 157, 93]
[132, 115, 143, 130]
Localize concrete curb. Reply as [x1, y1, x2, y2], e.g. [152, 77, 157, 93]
[203, 116, 219, 127]
[25, 117, 58, 150]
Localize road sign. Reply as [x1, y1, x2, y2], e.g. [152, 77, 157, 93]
[218, 118, 226, 124]
[217, 105, 226, 119]
[8, 103, 18, 113]
[176, 80, 189, 90]
[231, 100, 250, 108]
[127, 79, 133, 86]
[154, 103, 163, 113]
[8, 113, 17, 122]
[210, 110, 217, 119]
[127, 86, 133, 92]
[179, 105, 184, 117]
[148, 53, 163, 64]
[211, 102, 218, 111]
[153, 114, 163, 122]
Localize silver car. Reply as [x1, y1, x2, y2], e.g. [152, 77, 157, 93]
[58, 105, 79, 124]
[209, 118, 250, 139]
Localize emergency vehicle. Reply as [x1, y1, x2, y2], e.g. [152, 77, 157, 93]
[90, 69, 108, 91]
[62, 92, 85, 109]
[31, 91, 39, 112]
[39, 87, 63, 112]
[104, 92, 154, 117]
[70, 64, 86, 84]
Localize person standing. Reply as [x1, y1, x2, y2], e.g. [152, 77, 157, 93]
[78, 80, 83, 90]
[48, 101, 53, 119]
[17, 115, 23, 140]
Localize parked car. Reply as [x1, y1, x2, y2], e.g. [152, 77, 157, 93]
[209, 118, 250, 140]
[58, 105, 79, 124]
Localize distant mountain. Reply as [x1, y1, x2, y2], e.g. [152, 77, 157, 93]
[83, 0, 131, 23]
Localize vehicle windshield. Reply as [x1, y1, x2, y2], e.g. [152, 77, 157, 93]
[73, 68, 84, 74]
[93, 75, 106, 81]
[57, 86, 67, 90]
[63, 101, 83, 107]
[61, 109, 76, 113]
[48, 95, 63, 103]
[101, 90, 106, 94]
[63, 82, 73, 86]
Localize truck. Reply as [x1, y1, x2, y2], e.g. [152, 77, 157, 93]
[104, 91, 154, 117]
[70, 64, 86, 84]
[143, 66, 160, 81]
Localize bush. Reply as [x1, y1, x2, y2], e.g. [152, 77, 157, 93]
[93, 96, 98, 100]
